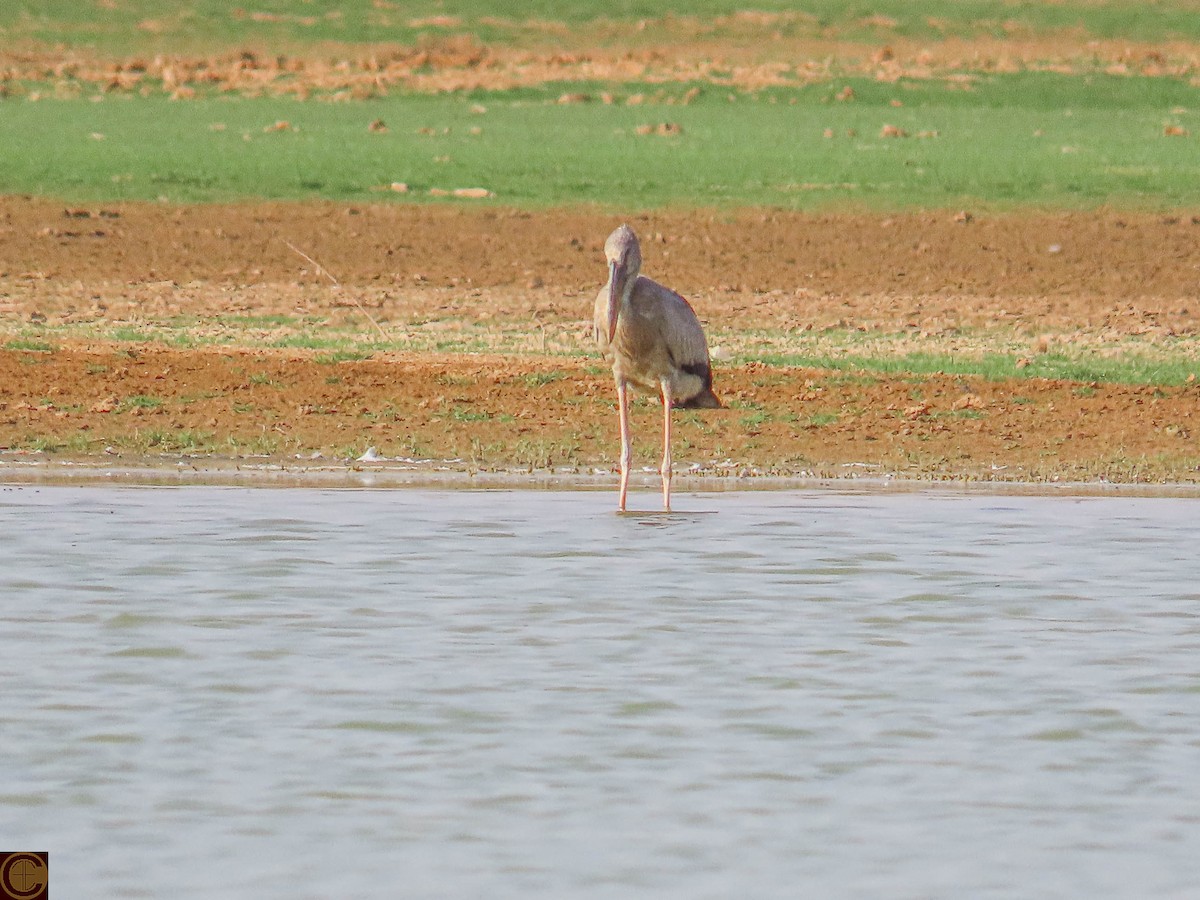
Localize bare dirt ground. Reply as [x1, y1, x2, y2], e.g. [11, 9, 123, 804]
[5, 22, 1200, 98]
[1, 197, 1198, 485]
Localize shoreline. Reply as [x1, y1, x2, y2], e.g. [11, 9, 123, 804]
[4, 454, 1200, 499]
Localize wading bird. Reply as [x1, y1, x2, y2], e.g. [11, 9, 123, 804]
[594, 224, 721, 512]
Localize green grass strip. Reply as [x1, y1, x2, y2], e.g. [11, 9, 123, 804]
[753, 350, 1200, 386]
[2, 73, 1200, 208]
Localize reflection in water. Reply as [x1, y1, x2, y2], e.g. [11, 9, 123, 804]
[1, 486, 1198, 898]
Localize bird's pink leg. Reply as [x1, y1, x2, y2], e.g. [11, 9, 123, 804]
[617, 379, 632, 511]
[660, 380, 673, 511]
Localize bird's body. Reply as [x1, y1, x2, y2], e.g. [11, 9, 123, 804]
[594, 225, 720, 511]
[593, 274, 719, 409]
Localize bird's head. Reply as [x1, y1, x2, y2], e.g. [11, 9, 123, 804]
[603, 224, 641, 341]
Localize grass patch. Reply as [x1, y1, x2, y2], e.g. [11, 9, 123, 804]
[449, 405, 498, 423]
[807, 412, 839, 428]
[739, 409, 770, 430]
[19, 435, 64, 453]
[222, 313, 312, 328]
[510, 437, 582, 468]
[224, 433, 282, 455]
[755, 350, 1200, 386]
[436, 373, 476, 387]
[136, 428, 215, 453]
[521, 370, 570, 387]
[107, 326, 159, 343]
[314, 349, 373, 364]
[119, 394, 164, 411]
[4, 73, 1200, 209]
[5, 339, 56, 353]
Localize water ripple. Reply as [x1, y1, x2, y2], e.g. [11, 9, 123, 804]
[1, 486, 1198, 899]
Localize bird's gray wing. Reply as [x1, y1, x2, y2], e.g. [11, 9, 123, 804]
[636, 277, 711, 368]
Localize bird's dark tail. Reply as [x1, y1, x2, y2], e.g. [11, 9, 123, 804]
[677, 387, 722, 409]
[675, 362, 722, 409]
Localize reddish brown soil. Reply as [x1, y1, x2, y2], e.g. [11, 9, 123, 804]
[4, 28, 1199, 98]
[2, 198, 1199, 484]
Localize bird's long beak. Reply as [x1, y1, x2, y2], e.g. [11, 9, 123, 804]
[606, 261, 623, 341]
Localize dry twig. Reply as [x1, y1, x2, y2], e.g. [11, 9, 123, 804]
[282, 238, 388, 340]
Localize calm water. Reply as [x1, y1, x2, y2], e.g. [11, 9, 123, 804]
[1, 485, 1198, 898]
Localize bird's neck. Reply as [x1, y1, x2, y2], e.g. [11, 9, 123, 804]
[617, 272, 637, 310]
